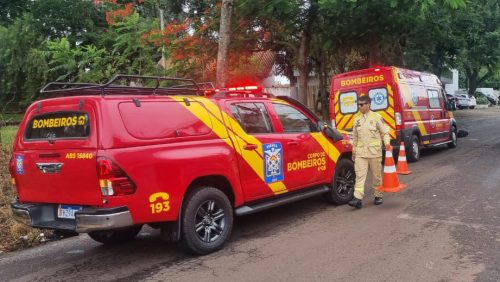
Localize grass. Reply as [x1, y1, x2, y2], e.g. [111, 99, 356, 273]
[1, 125, 18, 150]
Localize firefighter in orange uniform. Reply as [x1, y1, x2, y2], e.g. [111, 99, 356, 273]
[349, 95, 391, 209]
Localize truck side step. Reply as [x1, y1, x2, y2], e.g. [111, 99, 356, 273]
[235, 185, 330, 216]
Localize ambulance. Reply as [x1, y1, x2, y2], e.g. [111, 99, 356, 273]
[330, 66, 457, 162]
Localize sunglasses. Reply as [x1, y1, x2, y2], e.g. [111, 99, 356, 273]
[358, 103, 368, 106]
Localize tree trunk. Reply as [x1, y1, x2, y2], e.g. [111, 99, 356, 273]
[297, 29, 311, 105]
[319, 60, 330, 120]
[216, 0, 234, 88]
[467, 68, 478, 96]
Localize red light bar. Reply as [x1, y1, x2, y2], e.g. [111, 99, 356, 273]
[218, 85, 261, 92]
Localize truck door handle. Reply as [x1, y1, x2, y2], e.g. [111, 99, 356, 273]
[36, 163, 63, 174]
[243, 144, 258, 150]
[287, 141, 299, 146]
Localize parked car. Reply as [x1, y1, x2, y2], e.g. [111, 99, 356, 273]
[468, 96, 477, 109]
[9, 75, 355, 255]
[482, 93, 498, 105]
[455, 94, 471, 110]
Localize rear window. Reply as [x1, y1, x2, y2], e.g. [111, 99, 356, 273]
[339, 91, 358, 114]
[368, 88, 388, 111]
[118, 101, 212, 139]
[25, 112, 90, 140]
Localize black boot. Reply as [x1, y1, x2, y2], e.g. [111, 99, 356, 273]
[374, 197, 383, 205]
[348, 198, 362, 209]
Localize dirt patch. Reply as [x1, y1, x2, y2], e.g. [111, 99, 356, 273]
[0, 148, 50, 253]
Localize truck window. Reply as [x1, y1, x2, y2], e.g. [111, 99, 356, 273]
[25, 112, 90, 141]
[368, 88, 388, 111]
[272, 103, 316, 133]
[119, 101, 212, 139]
[339, 91, 358, 114]
[230, 102, 274, 134]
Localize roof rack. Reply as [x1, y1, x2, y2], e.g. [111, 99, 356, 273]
[40, 74, 213, 98]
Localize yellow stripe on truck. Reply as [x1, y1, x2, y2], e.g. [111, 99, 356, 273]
[310, 133, 341, 163]
[173, 96, 288, 195]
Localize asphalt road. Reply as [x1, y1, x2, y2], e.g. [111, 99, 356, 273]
[1, 108, 499, 282]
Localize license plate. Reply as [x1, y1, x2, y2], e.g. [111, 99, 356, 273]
[57, 205, 82, 219]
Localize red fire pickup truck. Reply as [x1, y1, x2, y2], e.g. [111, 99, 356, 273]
[10, 75, 354, 254]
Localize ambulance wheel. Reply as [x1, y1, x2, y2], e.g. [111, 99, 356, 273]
[448, 127, 457, 148]
[88, 225, 142, 244]
[407, 135, 420, 162]
[325, 158, 355, 205]
[180, 187, 233, 255]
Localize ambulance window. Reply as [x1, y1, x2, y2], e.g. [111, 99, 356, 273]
[230, 103, 274, 134]
[368, 88, 388, 111]
[407, 86, 428, 108]
[339, 92, 358, 114]
[427, 89, 441, 108]
[272, 103, 316, 133]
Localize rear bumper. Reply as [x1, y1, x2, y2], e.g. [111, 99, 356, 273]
[11, 202, 134, 233]
[390, 129, 413, 148]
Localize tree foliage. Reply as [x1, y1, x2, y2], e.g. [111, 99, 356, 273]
[0, 0, 498, 112]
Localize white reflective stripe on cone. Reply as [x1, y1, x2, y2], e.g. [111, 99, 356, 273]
[384, 165, 397, 173]
[399, 156, 407, 161]
[386, 151, 393, 158]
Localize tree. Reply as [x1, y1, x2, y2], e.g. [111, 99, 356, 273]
[0, 0, 31, 25]
[216, 0, 234, 87]
[452, 0, 500, 96]
[0, 14, 46, 110]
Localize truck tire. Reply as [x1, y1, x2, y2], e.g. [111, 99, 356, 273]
[407, 134, 420, 162]
[448, 126, 457, 148]
[180, 187, 233, 255]
[88, 225, 142, 244]
[324, 158, 355, 205]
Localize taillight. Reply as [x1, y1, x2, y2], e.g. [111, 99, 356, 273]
[97, 157, 136, 196]
[395, 112, 402, 130]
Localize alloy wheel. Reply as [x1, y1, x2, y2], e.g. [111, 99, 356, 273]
[194, 200, 226, 243]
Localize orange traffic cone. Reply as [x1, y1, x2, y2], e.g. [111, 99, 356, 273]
[377, 146, 407, 193]
[396, 142, 411, 175]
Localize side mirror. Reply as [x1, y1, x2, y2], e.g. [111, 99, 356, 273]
[318, 121, 343, 142]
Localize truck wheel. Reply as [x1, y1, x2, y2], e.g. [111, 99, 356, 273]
[448, 127, 457, 148]
[407, 135, 420, 162]
[324, 158, 355, 205]
[88, 225, 142, 244]
[180, 187, 233, 255]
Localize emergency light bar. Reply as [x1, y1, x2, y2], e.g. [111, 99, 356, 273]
[227, 85, 260, 91]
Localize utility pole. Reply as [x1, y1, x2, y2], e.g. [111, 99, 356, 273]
[216, 0, 233, 88]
